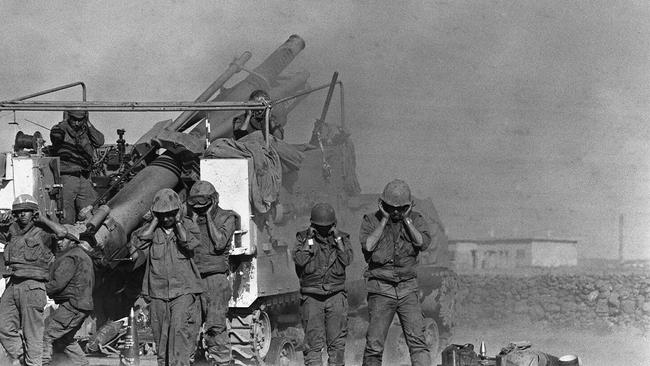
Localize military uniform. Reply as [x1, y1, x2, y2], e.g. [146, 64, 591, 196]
[130, 217, 203, 366]
[42, 242, 94, 366]
[193, 206, 237, 365]
[293, 226, 353, 366]
[360, 210, 432, 366]
[0, 221, 54, 365]
[50, 111, 104, 224]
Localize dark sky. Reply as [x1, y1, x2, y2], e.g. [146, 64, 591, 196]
[1, 0, 649, 258]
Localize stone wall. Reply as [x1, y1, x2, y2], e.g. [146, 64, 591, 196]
[453, 267, 650, 330]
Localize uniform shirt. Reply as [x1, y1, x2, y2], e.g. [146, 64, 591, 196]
[1, 222, 54, 281]
[46, 246, 95, 311]
[130, 218, 203, 300]
[193, 208, 238, 275]
[232, 113, 284, 140]
[293, 229, 353, 296]
[50, 119, 104, 173]
[360, 211, 432, 299]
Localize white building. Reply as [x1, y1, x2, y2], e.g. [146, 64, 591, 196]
[448, 237, 579, 271]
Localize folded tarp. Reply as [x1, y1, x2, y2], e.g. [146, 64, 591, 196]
[204, 131, 282, 214]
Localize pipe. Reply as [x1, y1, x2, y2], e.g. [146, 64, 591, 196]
[9, 81, 86, 102]
[169, 51, 252, 132]
[0, 100, 267, 112]
[196, 71, 310, 140]
[188, 35, 306, 137]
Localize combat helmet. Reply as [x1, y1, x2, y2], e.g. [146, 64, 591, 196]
[12, 194, 39, 212]
[310, 203, 336, 226]
[188, 180, 219, 207]
[151, 188, 181, 213]
[66, 110, 88, 120]
[380, 179, 412, 206]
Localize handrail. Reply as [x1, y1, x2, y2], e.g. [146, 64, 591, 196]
[0, 100, 269, 112]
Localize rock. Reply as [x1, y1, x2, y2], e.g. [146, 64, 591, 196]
[587, 290, 599, 302]
[620, 300, 636, 314]
[514, 300, 528, 314]
[595, 299, 609, 316]
[643, 302, 650, 313]
[529, 304, 545, 321]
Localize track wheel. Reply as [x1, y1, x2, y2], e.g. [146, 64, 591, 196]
[264, 337, 297, 366]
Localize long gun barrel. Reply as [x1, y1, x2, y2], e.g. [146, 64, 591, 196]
[189, 34, 307, 139]
[168, 51, 252, 132]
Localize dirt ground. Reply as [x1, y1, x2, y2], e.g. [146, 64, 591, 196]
[83, 320, 649, 365]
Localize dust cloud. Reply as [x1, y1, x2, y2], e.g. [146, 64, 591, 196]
[0, 2, 649, 255]
[1, 1, 649, 364]
[0, 0, 650, 259]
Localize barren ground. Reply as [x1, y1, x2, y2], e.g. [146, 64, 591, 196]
[83, 321, 649, 365]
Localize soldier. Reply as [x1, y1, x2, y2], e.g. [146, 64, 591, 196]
[0, 194, 67, 366]
[293, 203, 353, 366]
[232, 90, 284, 140]
[187, 181, 238, 366]
[42, 223, 94, 366]
[360, 180, 433, 366]
[50, 110, 105, 224]
[128, 188, 203, 366]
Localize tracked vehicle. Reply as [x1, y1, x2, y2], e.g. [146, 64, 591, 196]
[0, 35, 455, 365]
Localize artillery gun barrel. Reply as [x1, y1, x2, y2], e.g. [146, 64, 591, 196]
[93, 155, 181, 258]
[189, 34, 306, 138]
[168, 51, 252, 132]
[203, 70, 310, 140]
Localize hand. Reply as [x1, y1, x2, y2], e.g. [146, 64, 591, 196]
[142, 210, 153, 222]
[206, 201, 215, 216]
[329, 225, 340, 239]
[191, 210, 199, 224]
[174, 209, 182, 224]
[0, 210, 13, 226]
[307, 226, 316, 239]
[377, 199, 389, 220]
[33, 210, 45, 222]
[403, 202, 413, 220]
[150, 215, 159, 228]
[240, 110, 252, 130]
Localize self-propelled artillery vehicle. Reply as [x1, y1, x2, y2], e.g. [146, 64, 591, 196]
[0, 34, 456, 365]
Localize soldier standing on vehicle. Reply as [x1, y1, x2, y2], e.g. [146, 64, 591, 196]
[42, 223, 94, 366]
[187, 181, 238, 366]
[128, 188, 203, 366]
[0, 194, 68, 366]
[360, 180, 433, 366]
[293, 203, 353, 366]
[50, 110, 105, 224]
[232, 90, 284, 140]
